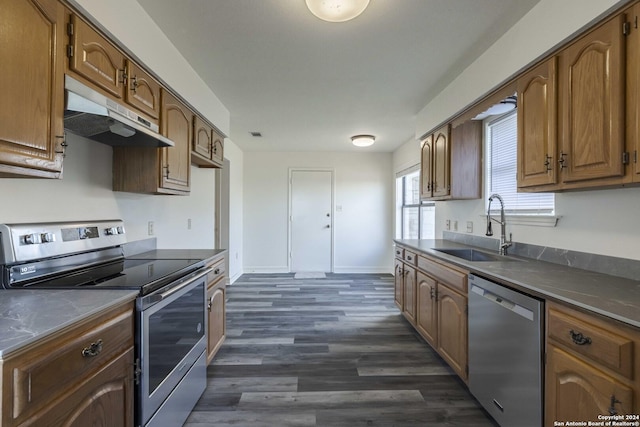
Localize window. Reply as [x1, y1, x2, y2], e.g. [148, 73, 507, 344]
[395, 168, 435, 239]
[485, 111, 554, 215]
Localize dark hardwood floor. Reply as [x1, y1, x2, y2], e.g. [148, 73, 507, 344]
[186, 273, 497, 426]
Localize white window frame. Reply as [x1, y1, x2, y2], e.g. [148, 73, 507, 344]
[484, 111, 560, 227]
[395, 166, 435, 239]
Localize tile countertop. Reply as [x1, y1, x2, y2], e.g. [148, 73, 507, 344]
[395, 239, 640, 329]
[0, 289, 138, 359]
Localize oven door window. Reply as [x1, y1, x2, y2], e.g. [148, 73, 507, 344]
[147, 281, 205, 394]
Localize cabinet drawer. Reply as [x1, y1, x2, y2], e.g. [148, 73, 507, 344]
[394, 247, 405, 259]
[418, 255, 467, 293]
[207, 258, 226, 286]
[548, 306, 633, 378]
[404, 250, 417, 265]
[9, 304, 134, 420]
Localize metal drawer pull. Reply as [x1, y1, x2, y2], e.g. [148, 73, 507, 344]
[82, 339, 103, 357]
[569, 330, 592, 346]
[214, 268, 221, 275]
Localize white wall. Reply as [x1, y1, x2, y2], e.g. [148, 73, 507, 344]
[243, 152, 394, 273]
[406, 0, 640, 261]
[223, 140, 244, 282]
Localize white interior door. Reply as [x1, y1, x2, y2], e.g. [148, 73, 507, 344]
[290, 170, 332, 272]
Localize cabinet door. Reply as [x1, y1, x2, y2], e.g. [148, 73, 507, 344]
[437, 284, 467, 380]
[193, 115, 213, 160]
[403, 264, 417, 325]
[211, 130, 224, 167]
[419, 135, 433, 200]
[0, 0, 65, 177]
[626, 3, 640, 183]
[559, 14, 625, 184]
[432, 125, 450, 198]
[394, 259, 404, 310]
[546, 345, 633, 425]
[207, 281, 226, 364]
[450, 120, 482, 199]
[161, 91, 191, 192]
[416, 272, 437, 348]
[125, 60, 160, 121]
[68, 15, 126, 99]
[517, 57, 559, 188]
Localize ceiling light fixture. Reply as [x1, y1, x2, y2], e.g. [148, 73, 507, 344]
[351, 134, 375, 147]
[305, 0, 370, 23]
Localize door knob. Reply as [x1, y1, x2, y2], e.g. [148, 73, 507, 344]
[325, 225, 330, 228]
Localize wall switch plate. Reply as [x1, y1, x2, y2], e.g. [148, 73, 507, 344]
[445, 219, 451, 230]
[453, 220, 458, 231]
[148, 221, 154, 236]
[187, 218, 192, 230]
[467, 221, 473, 233]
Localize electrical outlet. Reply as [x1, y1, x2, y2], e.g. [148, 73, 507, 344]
[466, 221, 473, 233]
[445, 219, 451, 230]
[453, 220, 458, 231]
[148, 221, 154, 236]
[187, 218, 192, 230]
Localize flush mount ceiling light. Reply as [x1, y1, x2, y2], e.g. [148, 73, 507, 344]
[305, 0, 370, 22]
[351, 134, 375, 147]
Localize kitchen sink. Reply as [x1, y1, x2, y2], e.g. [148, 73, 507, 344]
[433, 248, 521, 262]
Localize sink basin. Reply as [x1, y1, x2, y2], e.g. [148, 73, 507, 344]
[433, 248, 521, 262]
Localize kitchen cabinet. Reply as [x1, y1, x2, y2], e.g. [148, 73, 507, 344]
[420, 122, 481, 201]
[112, 89, 192, 194]
[518, 11, 627, 192]
[545, 302, 640, 425]
[517, 57, 558, 189]
[0, 0, 65, 178]
[1, 301, 135, 426]
[415, 254, 468, 381]
[395, 245, 468, 382]
[192, 115, 224, 168]
[626, 2, 640, 183]
[394, 249, 417, 326]
[206, 257, 227, 364]
[67, 14, 161, 123]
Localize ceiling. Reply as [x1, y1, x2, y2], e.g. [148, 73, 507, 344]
[136, 0, 540, 152]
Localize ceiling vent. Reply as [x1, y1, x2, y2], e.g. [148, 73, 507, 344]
[250, 132, 262, 137]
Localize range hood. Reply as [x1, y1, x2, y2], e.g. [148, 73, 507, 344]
[64, 75, 174, 148]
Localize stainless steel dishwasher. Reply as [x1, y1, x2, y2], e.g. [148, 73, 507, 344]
[468, 274, 543, 427]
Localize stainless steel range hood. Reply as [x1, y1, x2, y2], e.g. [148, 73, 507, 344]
[64, 75, 174, 148]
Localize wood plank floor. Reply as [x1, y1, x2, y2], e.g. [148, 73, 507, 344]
[186, 273, 497, 426]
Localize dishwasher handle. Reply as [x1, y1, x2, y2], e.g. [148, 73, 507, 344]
[471, 284, 534, 321]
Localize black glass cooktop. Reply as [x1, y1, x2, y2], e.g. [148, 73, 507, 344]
[15, 258, 204, 296]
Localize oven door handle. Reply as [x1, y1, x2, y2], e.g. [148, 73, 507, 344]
[156, 267, 212, 302]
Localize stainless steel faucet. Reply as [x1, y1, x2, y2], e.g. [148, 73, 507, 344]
[486, 193, 512, 256]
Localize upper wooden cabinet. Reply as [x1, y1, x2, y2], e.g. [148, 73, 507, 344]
[67, 15, 161, 124]
[626, 2, 640, 183]
[192, 115, 224, 168]
[421, 121, 481, 201]
[0, 0, 65, 178]
[517, 57, 559, 189]
[518, 11, 628, 192]
[112, 90, 192, 195]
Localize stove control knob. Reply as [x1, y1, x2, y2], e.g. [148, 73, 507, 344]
[41, 232, 56, 243]
[117, 226, 125, 235]
[23, 233, 41, 245]
[105, 227, 118, 236]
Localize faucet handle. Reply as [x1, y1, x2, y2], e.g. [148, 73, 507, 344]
[486, 221, 493, 236]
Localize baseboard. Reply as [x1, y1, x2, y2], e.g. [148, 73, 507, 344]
[243, 266, 290, 274]
[229, 271, 243, 285]
[332, 267, 393, 274]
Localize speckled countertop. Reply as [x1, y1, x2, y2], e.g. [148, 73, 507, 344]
[0, 289, 138, 358]
[395, 239, 640, 329]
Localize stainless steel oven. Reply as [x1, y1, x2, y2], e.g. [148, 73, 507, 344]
[0, 220, 211, 427]
[138, 268, 209, 427]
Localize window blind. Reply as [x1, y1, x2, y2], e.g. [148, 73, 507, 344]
[487, 112, 555, 214]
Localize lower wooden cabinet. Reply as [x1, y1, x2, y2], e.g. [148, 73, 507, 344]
[545, 302, 640, 425]
[206, 257, 227, 364]
[396, 246, 468, 382]
[1, 301, 135, 426]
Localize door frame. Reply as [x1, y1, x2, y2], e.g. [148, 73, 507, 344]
[287, 168, 335, 273]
